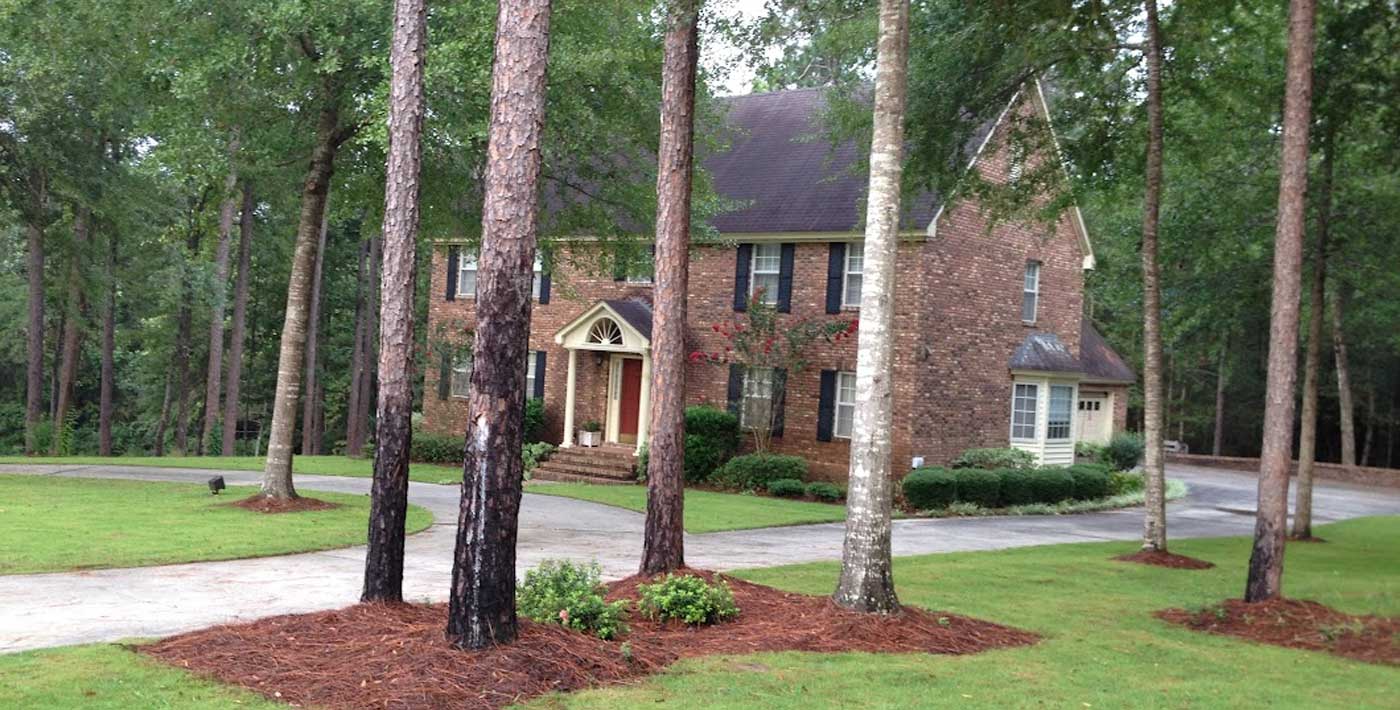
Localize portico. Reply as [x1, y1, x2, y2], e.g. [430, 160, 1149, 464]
[553, 299, 654, 455]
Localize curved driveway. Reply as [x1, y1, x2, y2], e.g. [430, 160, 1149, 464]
[1, 462, 1397, 653]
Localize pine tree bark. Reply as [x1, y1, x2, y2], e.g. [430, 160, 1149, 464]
[1292, 131, 1331, 540]
[52, 207, 90, 454]
[833, 0, 908, 615]
[350, 231, 382, 457]
[200, 132, 240, 454]
[1138, 0, 1169, 552]
[1360, 386, 1375, 467]
[99, 229, 117, 456]
[1330, 285, 1355, 469]
[222, 183, 256, 456]
[447, 0, 552, 650]
[1212, 337, 1228, 457]
[301, 194, 332, 457]
[1247, 0, 1316, 604]
[641, 0, 700, 576]
[24, 174, 47, 455]
[171, 223, 199, 456]
[363, 0, 427, 602]
[261, 87, 345, 500]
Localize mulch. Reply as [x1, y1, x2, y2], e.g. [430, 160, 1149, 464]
[1113, 550, 1215, 569]
[227, 495, 341, 514]
[1157, 598, 1400, 666]
[139, 568, 1038, 710]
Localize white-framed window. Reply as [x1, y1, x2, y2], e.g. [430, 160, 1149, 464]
[531, 253, 543, 300]
[750, 243, 781, 304]
[1022, 260, 1040, 323]
[450, 354, 473, 398]
[842, 243, 864, 308]
[525, 352, 539, 399]
[741, 367, 774, 430]
[1047, 385, 1074, 440]
[457, 253, 478, 298]
[1011, 382, 1038, 440]
[834, 371, 857, 438]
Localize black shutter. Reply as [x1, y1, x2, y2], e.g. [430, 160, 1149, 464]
[726, 364, 744, 416]
[733, 243, 752, 311]
[816, 369, 837, 441]
[770, 368, 787, 437]
[538, 271, 551, 304]
[777, 243, 795, 313]
[445, 246, 460, 301]
[533, 351, 547, 399]
[437, 351, 451, 400]
[825, 243, 846, 314]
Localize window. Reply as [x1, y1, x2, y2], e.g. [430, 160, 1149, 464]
[457, 253, 478, 298]
[626, 247, 654, 284]
[1022, 260, 1040, 323]
[1011, 383, 1038, 440]
[525, 352, 539, 399]
[842, 243, 864, 307]
[586, 318, 623, 346]
[1047, 385, 1074, 440]
[531, 254, 543, 300]
[750, 243, 781, 304]
[834, 371, 857, 438]
[1009, 149, 1026, 184]
[450, 354, 473, 398]
[741, 367, 774, 430]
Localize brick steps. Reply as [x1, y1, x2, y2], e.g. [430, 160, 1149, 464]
[532, 445, 638, 485]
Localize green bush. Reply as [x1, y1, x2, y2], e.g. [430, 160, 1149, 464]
[997, 468, 1037, 505]
[683, 434, 727, 483]
[1109, 471, 1144, 495]
[1067, 463, 1112, 500]
[711, 453, 807, 491]
[1104, 432, 1145, 472]
[805, 481, 842, 502]
[1075, 441, 1107, 463]
[635, 444, 648, 482]
[517, 560, 629, 640]
[524, 398, 545, 443]
[523, 442, 556, 478]
[683, 406, 740, 482]
[767, 478, 806, 497]
[902, 467, 957, 510]
[951, 447, 1036, 471]
[410, 430, 464, 464]
[637, 574, 739, 625]
[954, 468, 1001, 507]
[1029, 467, 1075, 503]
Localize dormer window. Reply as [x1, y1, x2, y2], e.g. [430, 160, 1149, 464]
[1022, 260, 1040, 323]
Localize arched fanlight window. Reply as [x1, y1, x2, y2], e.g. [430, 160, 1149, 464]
[586, 317, 623, 346]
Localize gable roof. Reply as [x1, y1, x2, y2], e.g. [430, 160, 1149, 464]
[603, 298, 653, 339]
[1007, 323, 1135, 385]
[1009, 331, 1082, 375]
[1079, 322, 1135, 384]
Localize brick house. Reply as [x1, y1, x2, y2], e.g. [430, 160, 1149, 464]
[422, 83, 1134, 482]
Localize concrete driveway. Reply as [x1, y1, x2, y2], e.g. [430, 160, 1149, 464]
[1, 461, 1396, 653]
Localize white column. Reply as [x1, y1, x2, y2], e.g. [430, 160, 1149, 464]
[635, 350, 652, 455]
[562, 348, 578, 447]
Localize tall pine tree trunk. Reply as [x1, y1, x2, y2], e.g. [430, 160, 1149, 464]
[301, 194, 331, 457]
[52, 207, 90, 454]
[222, 184, 256, 456]
[345, 230, 376, 457]
[447, 0, 552, 650]
[833, 0, 909, 615]
[99, 229, 117, 456]
[200, 132, 240, 455]
[1360, 386, 1375, 467]
[363, 0, 427, 602]
[1292, 130, 1331, 540]
[171, 202, 204, 456]
[1330, 285, 1355, 468]
[261, 91, 344, 500]
[24, 174, 47, 455]
[1139, 0, 1168, 552]
[641, 0, 700, 576]
[350, 232, 382, 457]
[1247, 0, 1316, 604]
[1212, 336, 1228, 457]
[153, 373, 173, 456]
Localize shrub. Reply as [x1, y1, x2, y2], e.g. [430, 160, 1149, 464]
[902, 467, 957, 510]
[1104, 432, 1145, 472]
[517, 560, 628, 640]
[951, 447, 1035, 471]
[1029, 467, 1075, 503]
[805, 481, 842, 502]
[711, 453, 807, 491]
[683, 406, 740, 482]
[1067, 463, 1112, 500]
[411, 430, 463, 464]
[635, 444, 648, 482]
[523, 442, 556, 478]
[683, 434, 726, 483]
[1109, 471, 1144, 496]
[637, 574, 739, 625]
[953, 468, 1001, 507]
[524, 398, 546, 443]
[766, 478, 806, 497]
[1075, 441, 1107, 463]
[997, 468, 1037, 505]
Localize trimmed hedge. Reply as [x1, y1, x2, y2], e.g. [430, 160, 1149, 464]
[683, 406, 740, 483]
[711, 453, 807, 491]
[954, 469, 1001, 507]
[411, 431, 464, 464]
[805, 481, 842, 502]
[766, 478, 806, 497]
[1029, 467, 1075, 503]
[1067, 463, 1112, 500]
[998, 468, 1037, 505]
[902, 467, 957, 509]
[904, 462, 1121, 511]
[951, 447, 1036, 471]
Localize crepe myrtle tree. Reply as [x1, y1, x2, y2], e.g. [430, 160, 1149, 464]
[691, 288, 855, 452]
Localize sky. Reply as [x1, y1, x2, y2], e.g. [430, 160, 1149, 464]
[703, 0, 770, 96]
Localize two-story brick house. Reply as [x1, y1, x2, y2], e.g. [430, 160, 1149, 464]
[422, 83, 1134, 482]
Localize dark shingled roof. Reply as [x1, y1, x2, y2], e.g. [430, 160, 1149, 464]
[1009, 331, 1082, 375]
[1008, 324, 1136, 383]
[605, 298, 653, 339]
[1079, 322, 1135, 383]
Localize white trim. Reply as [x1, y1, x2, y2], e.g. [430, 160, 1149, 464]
[749, 243, 782, 305]
[1032, 79, 1096, 270]
[554, 301, 650, 352]
[841, 242, 864, 308]
[1022, 259, 1041, 324]
[834, 370, 857, 439]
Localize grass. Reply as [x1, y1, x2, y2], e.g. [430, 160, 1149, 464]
[0, 474, 433, 574]
[0, 454, 463, 484]
[524, 482, 850, 533]
[1, 517, 1395, 708]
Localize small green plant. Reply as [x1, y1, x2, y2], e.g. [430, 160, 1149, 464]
[1109, 471, 1145, 496]
[766, 478, 806, 497]
[517, 560, 629, 640]
[902, 467, 957, 510]
[1075, 440, 1107, 462]
[951, 447, 1036, 471]
[581, 419, 602, 433]
[805, 481, 842, 501]
[711, 453, 808, 491]
[522, 442, 556, 478]
[1104, 432, 1145, 472]
[637, 574, 739, 625]
[524, 398, 546, 443]
[635, 444, 648, 482]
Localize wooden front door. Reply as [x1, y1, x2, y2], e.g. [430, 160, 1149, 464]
[617, 358, 643, 443]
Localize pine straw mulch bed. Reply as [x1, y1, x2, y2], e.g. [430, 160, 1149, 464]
[139, 568, 1038, 710]
[1112, 550, 1215, 569]
[228, 495, 341, 514]
[1157, 598, 1400, 667]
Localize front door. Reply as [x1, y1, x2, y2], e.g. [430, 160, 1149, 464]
[617, 358, 643, 444]
[1076, 392, 1111, 445]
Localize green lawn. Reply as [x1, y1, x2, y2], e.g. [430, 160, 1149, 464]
[0, 454, 463, 484]
[2, 517, 1396, 709]
[0, 474, 433, 574]
[525, 482, 850, 533]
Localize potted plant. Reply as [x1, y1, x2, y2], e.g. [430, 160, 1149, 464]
[578, 420, 602, 447]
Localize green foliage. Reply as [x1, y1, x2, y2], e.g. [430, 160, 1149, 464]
[517, 560, 628, 640]
[1029, 467, 1075, 504]
[410, 430, 463, 464]
[902, 467, 957, 510]
[524, 398, 546, 444]
[682, 406, 740, 482]
[1109, 471, 1145, 496]
[522, 442, 556, 478]
[581, 419, 602, 433]
[1067, 463, 1112, 500]
[804, 481, 842, 502]
[637, 574, 739, 626]
[1075, 441, 1107, 463]
[766, 478, 806, 498]
[952, 469, 1001, 507]
[635, 444, 648, 482]
[711, 453, 808, 492]
[997, 468, 1037, 506]
[1104, 433, 1145, 472]
[951, 447, 1036, 471]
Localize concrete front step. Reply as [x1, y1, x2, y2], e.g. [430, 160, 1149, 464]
[535, 460, 637, 480]
[551, 446, 636, 464]
[531, 468, 637, 486]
